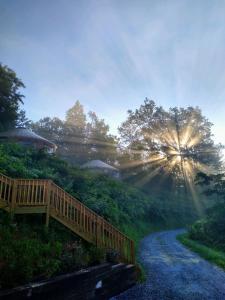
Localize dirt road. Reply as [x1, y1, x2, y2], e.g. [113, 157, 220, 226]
[112, 229, 225, 300]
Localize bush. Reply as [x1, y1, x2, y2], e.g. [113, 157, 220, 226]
[188, 203, 225, 252]
[0, 222, 63, 288]
[189, 219, 208, 241]
[0, 212, 108, 289]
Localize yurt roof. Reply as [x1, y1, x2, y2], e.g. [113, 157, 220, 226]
[81, 160, 118, 171]
[0, 128, 56, 148]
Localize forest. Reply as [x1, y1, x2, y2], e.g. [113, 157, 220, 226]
[1, 62, 225, 289]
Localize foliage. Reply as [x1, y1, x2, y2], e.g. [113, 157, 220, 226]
[85, 111, 118, 162]
[0, 211, 106, 289]
[0, 142, 160, 230]
[187, 172, 225, 251]
[0, 142, 166, 288]
[0, 142, 200, 232]
[195, 172, 225, 198]
[0, 213, 62, 288]
[31, 100, 118, 165]
[188, 211, 225, 251]
[0, 63, 29, 131]
[118, 98, 222, 191]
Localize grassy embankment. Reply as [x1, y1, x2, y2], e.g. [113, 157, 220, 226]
[177, 233, 225, 270]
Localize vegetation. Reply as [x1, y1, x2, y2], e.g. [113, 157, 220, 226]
[0, 142, 162, 289]
[0, 142, 199, 231]
[0, 211, 105, 289]
[179, 172, 225, 269]
[186, 173, 225, 250]
[31, 101, 118, 165]
[0, 63, 29, 131]
[0, 143, 159, 231]
[31, 98, 222, 225]
[118, 99, 222, 191]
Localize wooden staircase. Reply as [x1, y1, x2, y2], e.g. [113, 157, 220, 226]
[0, 173, 135, 264]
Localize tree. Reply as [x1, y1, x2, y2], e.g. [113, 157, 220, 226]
[32, 101, 118, 165]
[31, 117, 64, 145]
[16, 110, 31, 128]
[65, 100, 86, 131]
[33, 102, 88, 164]
[119, 98, 222, 191]
[188, 171, 225, 249]
[86, 111, 118, 163]
[63, 101, 87, 164]
[0, 64, 26, 131]
[196, 172, 225, 201]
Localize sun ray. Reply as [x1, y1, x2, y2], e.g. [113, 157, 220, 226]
[134, 162, 167, 186]
[120, 155, 165, 170]
[120, 114, 217, 204]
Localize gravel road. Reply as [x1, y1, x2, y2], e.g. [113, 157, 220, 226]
[111, 229, 225, 300]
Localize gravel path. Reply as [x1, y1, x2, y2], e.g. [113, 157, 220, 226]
[112, 229, 225, 300]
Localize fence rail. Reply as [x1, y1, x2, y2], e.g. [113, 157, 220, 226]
[0, 173, 135, 264]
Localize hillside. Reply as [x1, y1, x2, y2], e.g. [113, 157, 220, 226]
[0, 142, 204, 289]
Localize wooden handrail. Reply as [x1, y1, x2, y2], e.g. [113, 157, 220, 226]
[0, 173, 135, 264]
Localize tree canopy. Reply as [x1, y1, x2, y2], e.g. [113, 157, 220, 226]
[0, 63, 29, 131]
[32, 101, 118, 165]
[119, 98, 222, 191]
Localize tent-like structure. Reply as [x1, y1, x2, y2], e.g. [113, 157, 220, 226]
[81, 160, 120, 179]
[0, 127, 57, 153]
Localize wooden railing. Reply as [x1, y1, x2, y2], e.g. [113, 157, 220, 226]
[0, 173, 135, 264]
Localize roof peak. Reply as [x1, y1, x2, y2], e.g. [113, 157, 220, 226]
[81, 159, 118, 170]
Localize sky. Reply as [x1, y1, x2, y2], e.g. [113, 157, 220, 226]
[1, 0, 225, 145]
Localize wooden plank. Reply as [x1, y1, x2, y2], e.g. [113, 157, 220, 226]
[45, 181, 52, 227]
[11, 180, 18, 211]
[14, 206, 47, 214]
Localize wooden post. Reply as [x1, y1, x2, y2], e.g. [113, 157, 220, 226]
[45, 180, 52, 227]
[96, 215, 102, 247]
[11, 179, 18, 217]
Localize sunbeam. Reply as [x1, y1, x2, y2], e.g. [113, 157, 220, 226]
[120, 117, 218, 194]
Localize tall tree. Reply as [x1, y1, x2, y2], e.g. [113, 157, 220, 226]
[32, 101, 118, 165]
[65, 101, 86, 126]
[31, 117, 64, 144]
[0, 64, 26, 131]
[86, 111, 118, 163]
[63, 101, 87, 164]
[119, 98, 222, 190]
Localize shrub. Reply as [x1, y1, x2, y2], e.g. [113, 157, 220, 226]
[188, 203, 225, 252]
[0, 226, 63, 288]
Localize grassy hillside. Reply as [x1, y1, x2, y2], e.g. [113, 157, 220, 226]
[0, 143, 164, 289]
[0, 210, 105, 289]
[0, 142, 203, 289]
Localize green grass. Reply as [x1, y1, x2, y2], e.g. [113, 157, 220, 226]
[177, 233, 225, 270]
